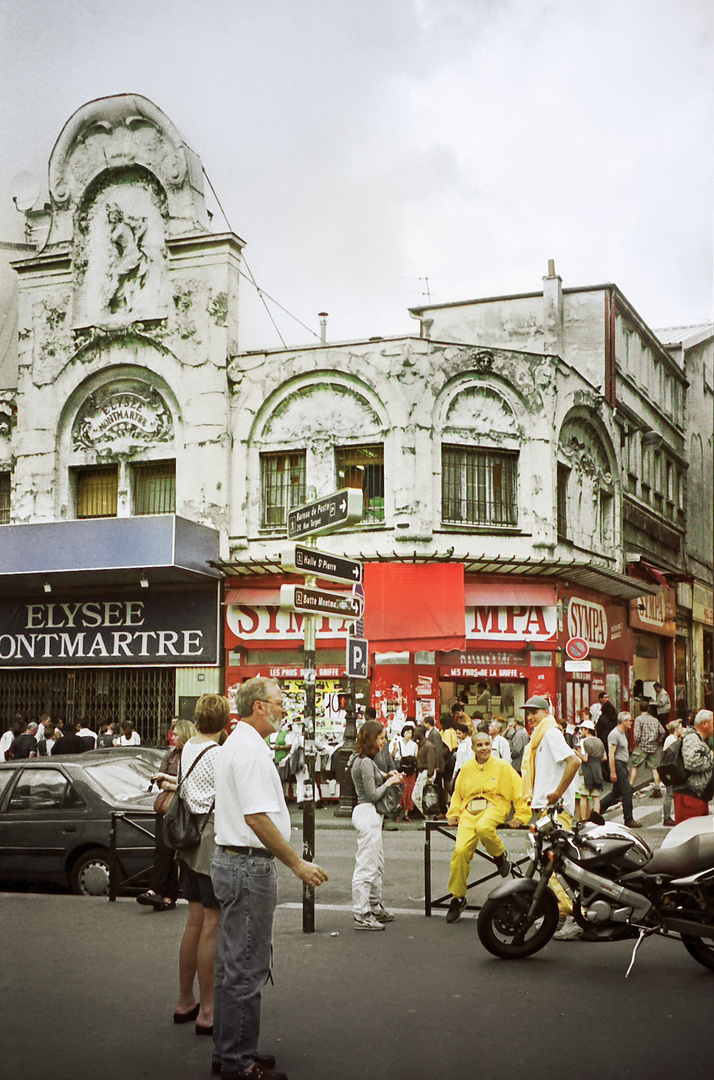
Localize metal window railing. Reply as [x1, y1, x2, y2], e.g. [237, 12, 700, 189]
[133, 461, 176, 515]
[442, 447, 518, 526]
[335, 445, 385, 523]
[261, 452, 306, 529]
[0, 471, 10, 524]
[76, 467, 118, 519]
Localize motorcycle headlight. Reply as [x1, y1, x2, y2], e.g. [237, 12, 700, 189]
[526, 830, 538, 862]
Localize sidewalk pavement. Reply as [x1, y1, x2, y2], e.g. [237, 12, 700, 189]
[3, 880, 711, 1080]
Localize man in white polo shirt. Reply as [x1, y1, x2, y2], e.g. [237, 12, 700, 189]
[211, 677, 328, 1080]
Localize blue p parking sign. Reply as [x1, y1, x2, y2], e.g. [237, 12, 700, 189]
[346, 637, 369, 679]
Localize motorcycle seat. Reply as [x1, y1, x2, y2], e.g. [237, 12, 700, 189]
[643, 833, 714, 878]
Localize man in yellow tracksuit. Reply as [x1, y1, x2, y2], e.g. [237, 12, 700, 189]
[445, 731, 532, 923]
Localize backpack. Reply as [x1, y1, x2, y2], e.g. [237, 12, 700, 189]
[657, 739, 688, 787]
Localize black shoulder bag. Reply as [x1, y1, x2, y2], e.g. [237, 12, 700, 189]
[163, 744, 217, 851]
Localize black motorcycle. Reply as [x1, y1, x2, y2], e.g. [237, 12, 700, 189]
[477, 807, 714, 973]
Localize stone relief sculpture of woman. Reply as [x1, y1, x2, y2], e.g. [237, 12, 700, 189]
[106, 204, 151, 314]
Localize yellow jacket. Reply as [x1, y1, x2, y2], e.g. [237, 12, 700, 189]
[448, 755, 532, 826]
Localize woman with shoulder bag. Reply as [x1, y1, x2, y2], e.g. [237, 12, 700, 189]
[136, 718, 196, 912]
[349, 720, 404, 932]
[173, 694, 227, 1036]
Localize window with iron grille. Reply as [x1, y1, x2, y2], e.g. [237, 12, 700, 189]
[261, 451, 306, 529]
[0, 471, 10, 524]
[335, 445, 385, 523]
[442, 446, 518, 526]
[133, 461, 176, 515]
[76, 467, 118, 519]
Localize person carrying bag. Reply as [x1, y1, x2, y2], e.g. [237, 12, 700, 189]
[163, 744, 216, 853]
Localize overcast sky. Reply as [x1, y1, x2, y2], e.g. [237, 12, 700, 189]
[0, 0, 712, 349]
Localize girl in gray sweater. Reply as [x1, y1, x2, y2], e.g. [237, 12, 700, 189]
[349, 720, 404, 931]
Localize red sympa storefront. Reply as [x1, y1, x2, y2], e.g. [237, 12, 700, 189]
[222, 561, 656, 727]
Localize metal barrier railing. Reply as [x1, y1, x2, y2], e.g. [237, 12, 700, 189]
[109, 811, 157, 902]
[424, 819, 529, 916]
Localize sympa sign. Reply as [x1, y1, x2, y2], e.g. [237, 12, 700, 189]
[0, 588, 219, 667]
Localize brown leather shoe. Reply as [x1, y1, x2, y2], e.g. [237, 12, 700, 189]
[624, 819, 642, 829]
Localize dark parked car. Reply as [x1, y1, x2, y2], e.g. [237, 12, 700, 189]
[0, 747, 165, 896]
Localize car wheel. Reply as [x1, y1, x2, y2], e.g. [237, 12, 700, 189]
[70, 848, 115, 897]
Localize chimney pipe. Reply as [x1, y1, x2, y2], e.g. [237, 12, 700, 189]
[318, 312, 328, 345]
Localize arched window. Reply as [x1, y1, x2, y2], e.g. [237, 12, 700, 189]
[440, 386, 520, 527]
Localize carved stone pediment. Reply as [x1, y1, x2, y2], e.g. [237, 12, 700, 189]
[72, 379, 173, 457]
[47, 94, 209, 245]
[445, 386, 520, 439]
[262, 383, 382, 443]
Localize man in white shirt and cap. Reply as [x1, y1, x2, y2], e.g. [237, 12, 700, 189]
[520, 695, 581, 940]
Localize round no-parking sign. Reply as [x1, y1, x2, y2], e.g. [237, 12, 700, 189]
[565, 636, 590, 660]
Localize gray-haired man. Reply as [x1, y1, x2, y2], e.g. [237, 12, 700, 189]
[212, 677, 328, 1080]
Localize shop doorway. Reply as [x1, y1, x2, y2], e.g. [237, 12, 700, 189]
[440, 679, 527, 722]
[566, 679, 591, 722]
[0, 667, 175, 744]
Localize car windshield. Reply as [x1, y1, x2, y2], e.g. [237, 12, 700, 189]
[83, 759, 155, 802]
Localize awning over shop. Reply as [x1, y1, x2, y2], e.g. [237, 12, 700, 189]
[364, 562, 466, 651]
[0, 515, 221, 594]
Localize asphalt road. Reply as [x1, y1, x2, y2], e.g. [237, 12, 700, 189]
[3, 801, 712, 1080]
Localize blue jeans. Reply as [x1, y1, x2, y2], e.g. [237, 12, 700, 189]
[212, 847, 278, 1072]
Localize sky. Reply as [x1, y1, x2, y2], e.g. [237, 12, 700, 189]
[0, 0, 712, 350]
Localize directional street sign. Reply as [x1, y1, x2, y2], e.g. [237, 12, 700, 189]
[282, 544, 363, 585]
[346, 637, 369, 679]
[287, 488, 363, 540]
[280, 584, 364, 621]
[350, 582, 365, 639]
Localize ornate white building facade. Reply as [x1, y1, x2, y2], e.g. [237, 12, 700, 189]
[0, 95, 710, 736]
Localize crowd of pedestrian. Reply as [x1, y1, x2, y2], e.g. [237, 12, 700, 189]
[1, 712, 144, 759]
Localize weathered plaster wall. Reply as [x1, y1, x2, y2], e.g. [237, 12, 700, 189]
[683, 338, 714, 574]
[6, 96, 239, 547]
[227, 336, 622, 570]
[415, 285, 607, 390]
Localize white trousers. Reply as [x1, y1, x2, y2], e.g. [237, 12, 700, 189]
[351, 802, 384, 916]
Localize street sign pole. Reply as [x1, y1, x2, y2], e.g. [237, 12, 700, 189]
[302, 543, 317, 935]
[282, 489, 365, 931]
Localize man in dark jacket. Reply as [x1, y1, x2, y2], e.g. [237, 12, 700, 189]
[8, 721, 39, 759]
[595, 693, 618, 745]
[423, 716, 447, 815]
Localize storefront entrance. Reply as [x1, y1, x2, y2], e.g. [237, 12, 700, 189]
[0, 667, 176, 744]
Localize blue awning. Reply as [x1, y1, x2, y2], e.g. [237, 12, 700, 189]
[0, 515, 221, 593]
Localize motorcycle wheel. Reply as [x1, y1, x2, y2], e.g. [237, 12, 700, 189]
[681, 935, 714, 972]
[477, 887, 559, 959]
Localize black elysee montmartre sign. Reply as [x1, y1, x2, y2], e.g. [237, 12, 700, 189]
[287, 488, 363, 540]
[0, 588, 219, 667]
[281, 544, 363, 585]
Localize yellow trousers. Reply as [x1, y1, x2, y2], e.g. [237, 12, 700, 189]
[546, 808, 573, 917]
[448, 806, 506, 899]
